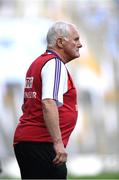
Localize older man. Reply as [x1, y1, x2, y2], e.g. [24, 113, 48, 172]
[13, 21, 82, 179]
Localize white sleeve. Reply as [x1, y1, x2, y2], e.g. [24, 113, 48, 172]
[41, 58, 68, 107]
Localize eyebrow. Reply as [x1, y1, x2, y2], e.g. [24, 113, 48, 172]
[74, 37, 79, 41]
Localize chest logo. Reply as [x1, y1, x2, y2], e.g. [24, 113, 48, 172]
[25, 77, 34, 88]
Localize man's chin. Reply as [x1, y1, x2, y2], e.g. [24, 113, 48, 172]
[75, 53, 80, 58]
[69, 53, 80, 61]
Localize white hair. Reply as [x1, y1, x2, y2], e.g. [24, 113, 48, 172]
[46, 21, 72, 48]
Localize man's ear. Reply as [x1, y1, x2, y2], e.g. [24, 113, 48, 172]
[56, 38, 64, 48]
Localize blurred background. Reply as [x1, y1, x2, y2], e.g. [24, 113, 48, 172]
[0, 0, 119, 179]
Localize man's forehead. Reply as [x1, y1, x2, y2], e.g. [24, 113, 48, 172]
[69, 25, 79, 33]
[69, 26, 80, 37]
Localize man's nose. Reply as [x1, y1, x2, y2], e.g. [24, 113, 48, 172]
[78, 42, 82, 48]
[79, 43, 83, 48]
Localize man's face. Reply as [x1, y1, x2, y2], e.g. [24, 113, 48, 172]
[63, 26, 82, 62]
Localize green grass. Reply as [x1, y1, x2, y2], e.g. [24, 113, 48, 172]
[68, 172, 119, 179]
[0, 172, 119, 179]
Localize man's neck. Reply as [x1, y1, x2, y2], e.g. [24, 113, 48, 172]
[47, 48, 67, 64]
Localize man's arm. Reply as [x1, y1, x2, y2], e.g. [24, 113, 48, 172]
[42, 98, 67, 165]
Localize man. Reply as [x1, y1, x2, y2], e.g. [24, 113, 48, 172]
[13, 21, 82, 179]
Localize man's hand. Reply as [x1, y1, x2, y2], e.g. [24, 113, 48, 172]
[53, 141, 67, 165]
